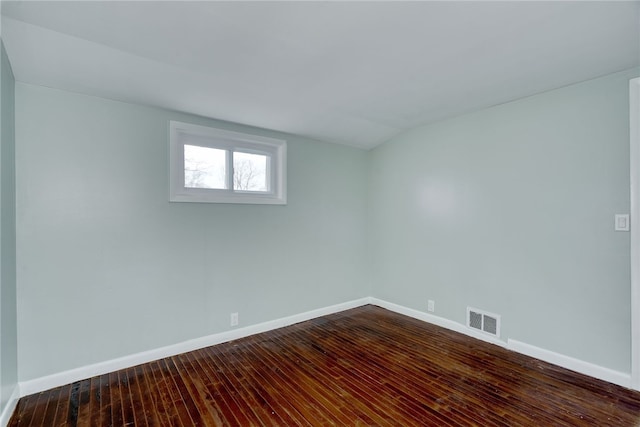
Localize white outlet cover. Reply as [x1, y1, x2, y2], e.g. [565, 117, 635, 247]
[428, 300, 435, 312]
[615, 214, 630, 231]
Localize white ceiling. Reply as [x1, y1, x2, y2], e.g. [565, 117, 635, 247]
[2, 1, 639, 149]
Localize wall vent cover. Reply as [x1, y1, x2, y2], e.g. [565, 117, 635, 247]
[467, 307, 501, 337]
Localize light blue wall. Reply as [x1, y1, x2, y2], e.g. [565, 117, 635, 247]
[15, 83, 369, 381]
[0, 41, 17, 413]
[12, 67, 640, 383]
[369, 68, 639, 373]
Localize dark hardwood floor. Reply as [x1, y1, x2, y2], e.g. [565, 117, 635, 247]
[8, 305, 640, 426]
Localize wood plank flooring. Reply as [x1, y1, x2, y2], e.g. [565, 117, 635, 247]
[9, 305, 640, 426]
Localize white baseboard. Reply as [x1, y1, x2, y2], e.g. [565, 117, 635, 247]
[369, 298, 507, 348]
[0, 385, 20, 427]
[16, 296, 634, 400]
[370, 298, 632, 389]
[507, 339, 631, 389]
[19, 297, 371, 397]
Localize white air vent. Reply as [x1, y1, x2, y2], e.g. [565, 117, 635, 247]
[467, 307, 501, 337]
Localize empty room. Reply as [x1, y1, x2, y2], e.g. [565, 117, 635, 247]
[1, 1, 640, 425]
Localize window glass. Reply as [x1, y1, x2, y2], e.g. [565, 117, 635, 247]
[184, 145, 227, 189]
[233, 152, 268, 192]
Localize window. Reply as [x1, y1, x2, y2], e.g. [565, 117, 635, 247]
[169, 121, 286, 204]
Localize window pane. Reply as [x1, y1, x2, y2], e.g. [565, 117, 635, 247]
[184, 144, 227, 189]
[233, 152, 268, 192]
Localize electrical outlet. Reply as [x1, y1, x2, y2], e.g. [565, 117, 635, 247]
[230, 312, 239, 326]
[428, 300, 435, 313]
[615, 214, 630, 231]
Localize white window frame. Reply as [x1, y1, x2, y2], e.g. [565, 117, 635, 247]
[169, 121, 287, 204]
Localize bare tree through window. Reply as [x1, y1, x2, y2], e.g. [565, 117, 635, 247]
[184, 145, 226, 189]
[233, 152, 268, 191]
